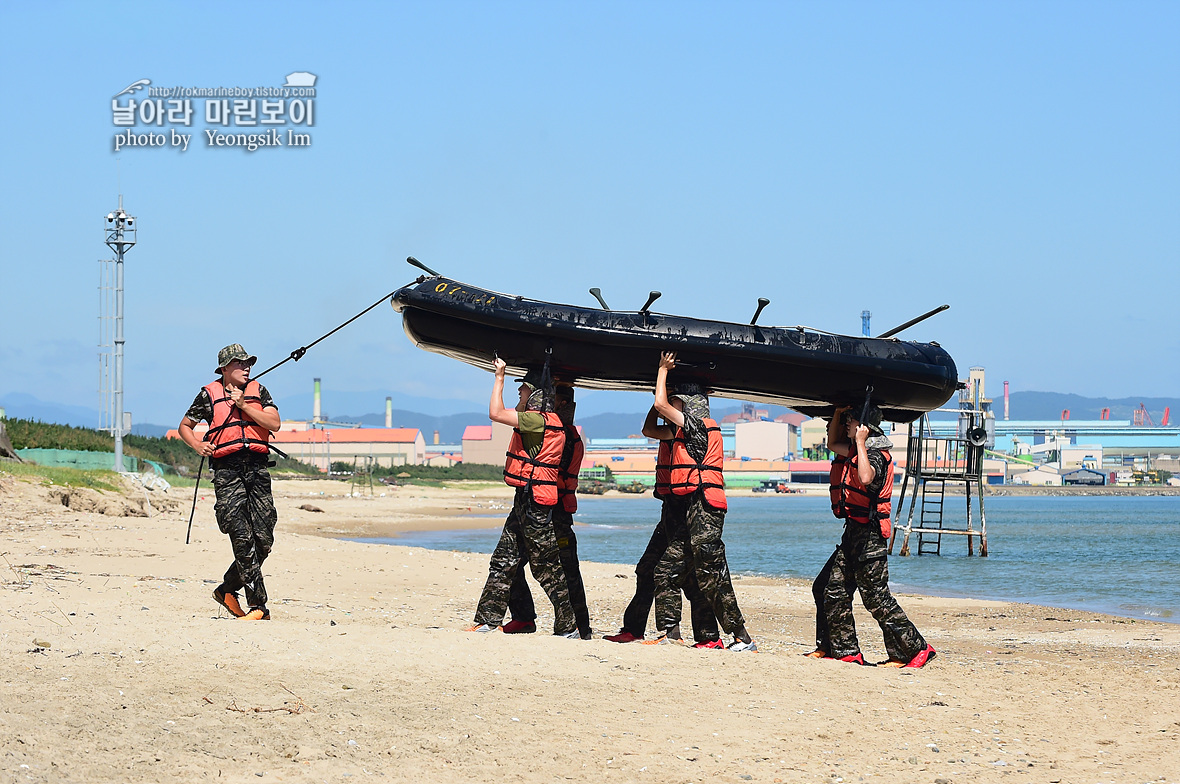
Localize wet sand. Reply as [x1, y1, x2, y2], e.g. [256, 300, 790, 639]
[1, 473, 1177, 783]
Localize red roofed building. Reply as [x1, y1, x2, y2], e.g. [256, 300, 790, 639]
[268, 426, 426, 471]
[462, 422, 514, 465]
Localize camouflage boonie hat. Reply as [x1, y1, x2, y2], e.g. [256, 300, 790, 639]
[669, 381, 704, 400]
[667, 382, 709, 420]
[514, 369, 545, 391]
[215, 343, 257, 375]
[848, 403, 885, 436]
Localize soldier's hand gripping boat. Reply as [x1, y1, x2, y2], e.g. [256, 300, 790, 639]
[391, 270, 958, 423]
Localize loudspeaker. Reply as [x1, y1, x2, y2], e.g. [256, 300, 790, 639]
[967, 427, 988, 447]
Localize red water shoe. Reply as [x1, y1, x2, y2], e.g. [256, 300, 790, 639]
[603, 630, 643, 643]
[903, 645, 937, 668]
[838, 653, 873, 666]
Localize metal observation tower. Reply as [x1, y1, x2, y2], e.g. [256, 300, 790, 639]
[100, 198, 136, 472]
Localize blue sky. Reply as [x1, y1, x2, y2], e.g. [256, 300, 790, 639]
[1, 2, 1176, 426]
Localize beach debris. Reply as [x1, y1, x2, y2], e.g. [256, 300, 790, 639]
[33, 638, 51, 648]
[298, 504, 324, 513]
[225, 683, 314, 715]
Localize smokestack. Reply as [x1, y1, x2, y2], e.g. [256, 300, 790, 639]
[385, 396, 392, 428]
[433, 429, 440, 445]
[313, 378, 322, 424]
[1003, 380, 1009, 421]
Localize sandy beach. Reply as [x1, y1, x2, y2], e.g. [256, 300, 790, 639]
[1, 473, 1177, 784]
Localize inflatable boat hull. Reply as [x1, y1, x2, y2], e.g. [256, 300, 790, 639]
[391, 276, 958, 422]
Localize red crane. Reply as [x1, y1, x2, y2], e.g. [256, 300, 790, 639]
[1133, 403, 1156, 427]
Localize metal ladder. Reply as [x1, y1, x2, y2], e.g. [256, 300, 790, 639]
[350, 455, 374, 497]
[917, 478, 945, 555]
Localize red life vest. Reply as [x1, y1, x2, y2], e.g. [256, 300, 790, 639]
[203, 380, 272, 459]
[504, 412, 566, 507]
[557, 425, 584, 513]
[831, 448, 894, 539]
[653, 440, 672, 499]
[669, 418, 727, 511]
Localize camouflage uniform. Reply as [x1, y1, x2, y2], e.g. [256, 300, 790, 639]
[650, 498, 721, 639]
[815, 443, 928, 661]
[507, 507, 590, 637]
[655, 404, 746, 636]
[615, 500, 719, 642]
[185, 384, 278, 610]
[475, 487, 576, 635]
[504, 394, 589, 636]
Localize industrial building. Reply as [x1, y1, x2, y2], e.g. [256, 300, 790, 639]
[460, 423, 513, 466]
[165, 421, 427, 471]
[270, 427, 426, 472]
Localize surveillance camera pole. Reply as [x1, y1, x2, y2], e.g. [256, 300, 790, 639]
[104, 196, 136, 473]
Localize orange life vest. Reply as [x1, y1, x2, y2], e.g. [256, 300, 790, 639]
[203, 380, 271, 459]
[831, 448, 893, 539]
[557, 425, 584, 513]
[828, 455, 847, 516]
[504, 412, 566, 507]
[653, 440, 672, 499]
[669, 418, 726, 511]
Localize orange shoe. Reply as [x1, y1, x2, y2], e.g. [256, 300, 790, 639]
[877, 660, 907, 668]
[239, 607, 271, 621]
[640, 634, 683, 646]
[803, 649, 830, 659]
[212, 588, 245, 618]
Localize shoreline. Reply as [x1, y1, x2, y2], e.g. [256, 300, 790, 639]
[353, 531, 1180, 628]
[2, 473, 1178, 783]
[306, 479, 1180, 626]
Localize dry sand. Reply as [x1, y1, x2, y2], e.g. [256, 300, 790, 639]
[1, 473, 1177, 784]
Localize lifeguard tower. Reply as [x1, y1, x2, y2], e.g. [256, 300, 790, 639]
[890, 368, 990, 556]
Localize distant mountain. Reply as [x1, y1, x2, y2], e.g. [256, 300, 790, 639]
[0, 393, 177, 437]
[932, 392, 1178, 423]
[577, 403, 800, 440]
[324, 410, 485, 444]
[0, 393, 100, 429]
[997, 393, 1176, 424]
[576, 412, 651, 440]
[273, 390, 483, 420]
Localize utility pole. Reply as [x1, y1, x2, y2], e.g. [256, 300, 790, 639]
[104, 198, 136, 472]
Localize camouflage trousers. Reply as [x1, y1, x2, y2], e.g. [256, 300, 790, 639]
[211, 453, 278, 610]
[507, 508, 591, 637]
[474, 488, 576, 635]
[655, 494, 745, 636]
[618, 503, 719, 642]
[814, 528, 927, 661]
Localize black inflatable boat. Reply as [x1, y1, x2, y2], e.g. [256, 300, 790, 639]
[390, 273, 958, 422]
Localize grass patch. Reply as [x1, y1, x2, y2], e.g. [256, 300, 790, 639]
[1, 462, 121, 492]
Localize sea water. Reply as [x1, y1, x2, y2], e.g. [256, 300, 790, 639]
[355, 495, 1180, 623]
